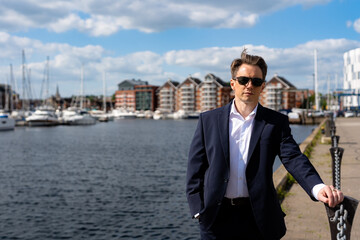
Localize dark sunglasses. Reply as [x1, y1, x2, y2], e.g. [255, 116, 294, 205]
[233, 76, 264, 87]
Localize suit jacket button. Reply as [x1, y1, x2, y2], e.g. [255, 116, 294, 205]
[224, 178, 229, 183]
[217, 201, 222, 206]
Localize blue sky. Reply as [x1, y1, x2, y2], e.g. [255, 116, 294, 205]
[1, 0, 360, 98]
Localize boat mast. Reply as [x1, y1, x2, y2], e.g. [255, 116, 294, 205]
[327, 74, 330, 110]
[9, 64, 18, 110]
[9, 64, 14, 110]
[314, 49, 319, 111]
[45, 56, 49, 105]
[80, 64, 84, 109]
[103, 71, 106, 112]
[4, 75, 9, 111]
[22, 50, 26, 110]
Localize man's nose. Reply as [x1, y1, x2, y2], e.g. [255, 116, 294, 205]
[245, 80, 253, 88]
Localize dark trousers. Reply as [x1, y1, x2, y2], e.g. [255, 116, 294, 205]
[199, 198, 264, 240]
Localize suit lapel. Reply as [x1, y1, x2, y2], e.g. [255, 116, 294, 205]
[248, 104, 266, 161]
[218, 102, 231, 167]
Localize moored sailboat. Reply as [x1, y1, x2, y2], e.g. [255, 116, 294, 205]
[0, 110, 15, 131]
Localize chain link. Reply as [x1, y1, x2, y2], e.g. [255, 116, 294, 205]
[334, 149, 341, 190]
[330, 119, 349, 240]
[330, 203, 348, 240]
[331, 148, 347, 239]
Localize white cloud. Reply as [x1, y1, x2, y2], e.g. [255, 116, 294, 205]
[0, 0, 331, 35]
[163, 39, 360, 92]
[1, 32, 359, 97]
[353, 18, 360, 33]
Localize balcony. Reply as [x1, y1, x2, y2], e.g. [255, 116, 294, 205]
[160, 96, 173, 101]
[202, 86, 217, 91]
[183, 106, 195, 111]
[182, 100, 195, 104]
[202, 100, 216, 105]
[161, 103, 173, 108]
[181, 85, 194, 91]
[160, 100, 173, 105]
[181, 96, 194, 101]
[160, 93, 173, 97]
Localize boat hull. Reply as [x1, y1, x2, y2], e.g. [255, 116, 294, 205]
[0, 118, 15, 131]
[27, 120, 59, 127]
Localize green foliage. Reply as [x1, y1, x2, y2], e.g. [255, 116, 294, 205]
[277, 173, 296, 203]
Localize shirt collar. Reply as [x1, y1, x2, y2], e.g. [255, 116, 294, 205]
[230, 99, 258, 121]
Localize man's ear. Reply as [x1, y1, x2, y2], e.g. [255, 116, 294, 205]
[230, 79, 235, 90]
[260, 82, 266, 92]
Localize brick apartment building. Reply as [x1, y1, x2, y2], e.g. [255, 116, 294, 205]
[115, 73, 299, 114]
[115, 79, 158, 111]
[175, 76, 202, 112]
[260, 74, 309, 111]
[156, 74, 232, 113]
[197, 73, 232, 112]
[157, 80, 179, 113]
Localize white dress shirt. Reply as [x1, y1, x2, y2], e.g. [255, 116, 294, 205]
[224, 101, 257, 198]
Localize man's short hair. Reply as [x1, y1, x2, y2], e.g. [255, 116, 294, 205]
[230, 49, 268, 80]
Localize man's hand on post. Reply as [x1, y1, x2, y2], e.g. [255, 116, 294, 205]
[317, 185, 344, 207]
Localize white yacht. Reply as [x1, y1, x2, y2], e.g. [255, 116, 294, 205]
[0, 111, 15, 131]
[25, 105, 59, 127]
[10, 110, 32, 126]
[62, 107, 96, 125]
[112, 108, 137, 120]
[173, 110, 188, 119]
[153, 110, 164, 120]
[91, 110, 107, 122]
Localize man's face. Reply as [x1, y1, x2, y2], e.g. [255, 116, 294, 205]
[230, 63, 265, 105]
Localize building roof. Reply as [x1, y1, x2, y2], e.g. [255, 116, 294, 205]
[170, 80, 179, 87]
[156, 79, 180, 92]
[267, 74, 296, 89]
[178, 76, 202, 88]
[117, 79, 149, 90]
[203, 73, 230, 87]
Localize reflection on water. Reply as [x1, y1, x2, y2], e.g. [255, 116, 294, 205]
[0, 120, 316, 239]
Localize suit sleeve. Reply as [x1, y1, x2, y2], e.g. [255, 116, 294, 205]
[186, 114, 209, 217]
[278, 116, 323, 201]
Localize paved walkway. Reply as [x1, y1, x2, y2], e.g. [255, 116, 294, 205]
[282, 117, 360, 240]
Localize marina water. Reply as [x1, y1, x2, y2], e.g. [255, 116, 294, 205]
[0, 120, 316, 239]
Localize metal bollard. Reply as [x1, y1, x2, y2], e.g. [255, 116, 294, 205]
[331, 135, 340, 148]
[330, 147, 344, 189]
[325, 196, 359, 240]
[325, 119, 332, 137]
[330, 125, 336, 137]
[324, 129, 359, 239]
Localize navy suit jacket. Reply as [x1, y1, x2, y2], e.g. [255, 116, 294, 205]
[186, 102, 323, 239]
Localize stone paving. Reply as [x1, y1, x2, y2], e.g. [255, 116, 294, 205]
[282, 117, 360, 240]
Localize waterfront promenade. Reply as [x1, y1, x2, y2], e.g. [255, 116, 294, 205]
[282, 117, 360, 239]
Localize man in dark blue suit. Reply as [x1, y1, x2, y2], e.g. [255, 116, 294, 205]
[186, 50, 344, 239]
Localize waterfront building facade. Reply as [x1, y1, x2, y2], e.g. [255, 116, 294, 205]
[175, 76, 201, 112]
[135, 84, 158, 111]
[0, 84, 12, 111]
[157, 80, 179, 113]
[197, 73, 232, 112]
[260, 74, 298, 110]
[115, 79, 158, 111]
[343, 48, 360, 110]
[155, 74, 231, 113]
